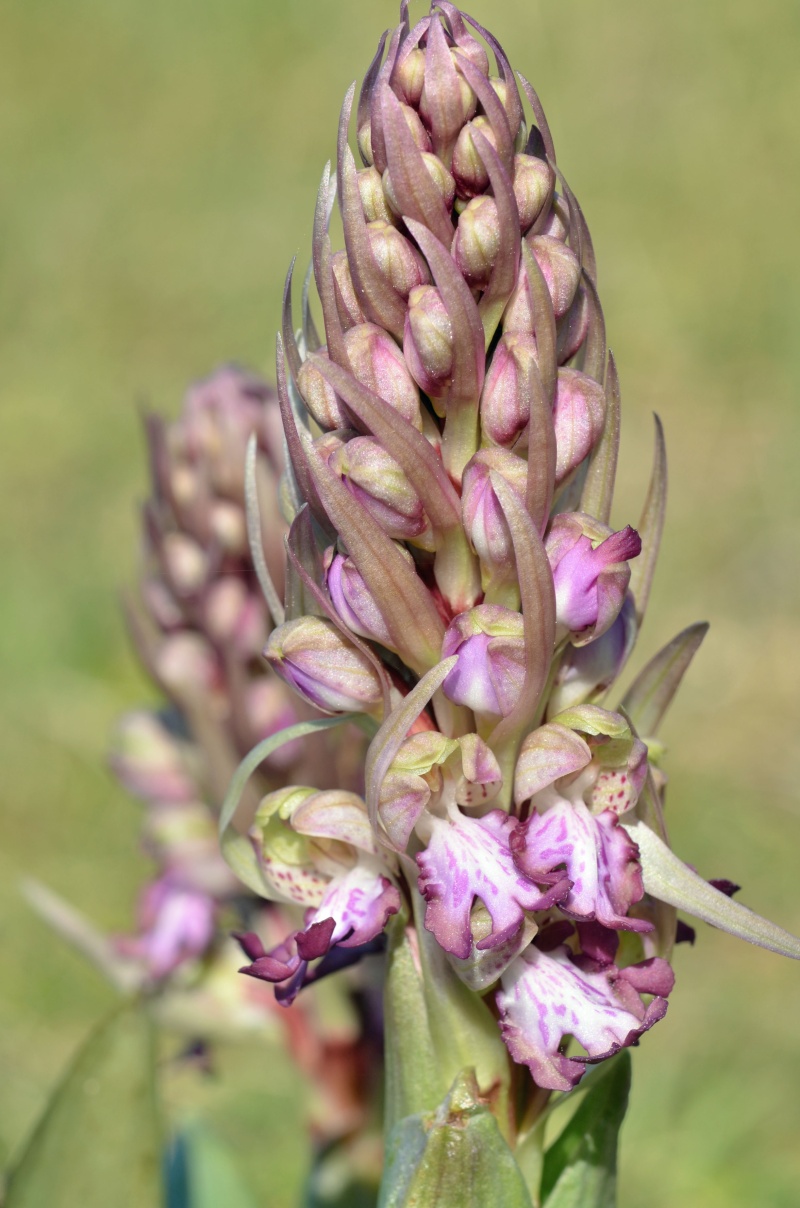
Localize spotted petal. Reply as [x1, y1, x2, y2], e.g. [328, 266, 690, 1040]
[497, 944, 670, 1091]
[416, 805, 569, 960]
[512, 799, 649, 931]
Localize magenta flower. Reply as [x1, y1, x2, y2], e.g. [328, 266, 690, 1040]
[546, 513, 642, 644]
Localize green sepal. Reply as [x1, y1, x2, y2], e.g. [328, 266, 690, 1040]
[5, 1000, 161, 1208]
[218, 715, 367, 896]
[379, 1069, 533, 1208]
[540, 1051, 631, 1208]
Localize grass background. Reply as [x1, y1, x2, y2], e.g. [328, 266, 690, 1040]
[1, 0, 799, 1203]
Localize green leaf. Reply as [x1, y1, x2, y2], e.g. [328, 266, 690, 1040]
[541, 1051, 631, 1208]
[379, 1070, 533, 1208]
[5, 1001, 161, 1208]
[166, 1125, 258, 1208]
[218, 715, 359, 895]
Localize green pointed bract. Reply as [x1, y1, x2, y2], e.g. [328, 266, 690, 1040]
[625, 817, 800, 960]
[620, 621, 709, 738]
[379, 1069, 532, 1208]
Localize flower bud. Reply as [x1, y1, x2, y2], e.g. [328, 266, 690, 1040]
[330, 251, 365, 330]
[297, 349, 349, 430]
[208, 499, 247, 554]
[553, 368, 606, 485]
[513, 153, 552, 232]
[451, 116, 497, 199]
[130, 877, 216, 980]
[383, 154, 456, 217]
[461, 448, 527, 576]
[452, 195, 500, 288]
[143, 579, 184, 630]
[162, 533, 208, 597]
[403, 285, 454, 403]
[244, 680, 302, 765]
[203, 579, 266, 657]
[537, 194, 570, 242]
[367, 220, 431, 298]
[343, 322, 423, 428]
[358, 165, 395, 225]
[156, 633, 222, 699]
[480, 331, 538, 447]
[264, 616, 383, 714]
[110, 711, 196, 804]
[326, 549, 398, 647]
[528, 235, 582, 319]
[330, 436, 434, 549]
[395, 48, 425, 106]
[546, 596, 636, 717]
[546, 513, 642, 645]
[419, 41, 477, 154]
[441, 605, 526, 717]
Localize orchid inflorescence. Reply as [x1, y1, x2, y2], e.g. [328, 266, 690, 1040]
[215, 0, 800, 1158]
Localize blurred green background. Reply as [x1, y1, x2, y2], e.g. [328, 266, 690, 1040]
[1, 0, 799, 1203]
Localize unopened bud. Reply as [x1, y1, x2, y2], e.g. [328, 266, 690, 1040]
[143, 579, 183, 631]
[419, 43, 477, 153]
[537, 194, 570, 242]
[343, 322, 423, 428]
[452, 194, 500, 287]
[441, 605, 525, 717]
[110, 711, 195, 804]
[403, 285, 454, 402]
[297, 349, 349, 430]
[244, 679, 302, 766]
[209, 499, 247, 554]
[264, 616, 383, 715]
[528, 235, 582, 319]
[331, 436, 434, 548]
[394, 47, 425, 106]
[513, 153, 552, 232]
[546, 513, 642, 645]
[367, 220, 431, 298]
[383, 153, 456, 217]
[330, 251, 365, 330]
[156, 632, 222, 697]
[546, 596, 636, 716]
[358, 166, 395, 225]
[556, 286, 590, 364]
[461, 448, 527, 574]
[326, 548, 398, 647]
[451, 116, 497, 199]
[480, 332, 538, 448]
[204, 579, 266, 656]
[553, 369, 606, 485]
[162, 533, 209, 597]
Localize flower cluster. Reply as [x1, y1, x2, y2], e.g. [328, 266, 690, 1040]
[228, 0, 800, 1109]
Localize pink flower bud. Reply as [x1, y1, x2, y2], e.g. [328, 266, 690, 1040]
[452, 194, 500, 288]
[330, 436, 434, 548]
[208, 499, 247, 554]
[480, 331, 538, 448]
[330, 250, 365, 330]
[110, 711, 196, 804]
[156, 633, 222, 698]
[553, 369, 606, 485]
[343, 322, 423, 428]
[326, 548, 400, 647]
[537, 194, 570, 242]
[451, 116, 497, 200]
[358, 165, 395, 225]
[461, 448, 527, 573]
[556, 285, 590, 364]
[162, 533, 208, 597]
[528, 235, 582, 319]
[244, 679, 302, 767]
[403, 284, 454, 402]
[441, 604, 526, 717]
[383, 153, 456, 217]
[264, 616, 383, 715]
[513, 154, 552, 232]
[297, 348, 349, 430]
[546, 513, 642, 644]
[395, 48, 425, 106]
[203, 579, 266, 657]
[367, 220, 431, 298]
[419, 38, 477, 155]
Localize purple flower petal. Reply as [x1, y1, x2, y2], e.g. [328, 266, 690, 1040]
[416, 806, 569, 960]
[497, 943, 670, 1091]
[512, 800, 649, 932]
